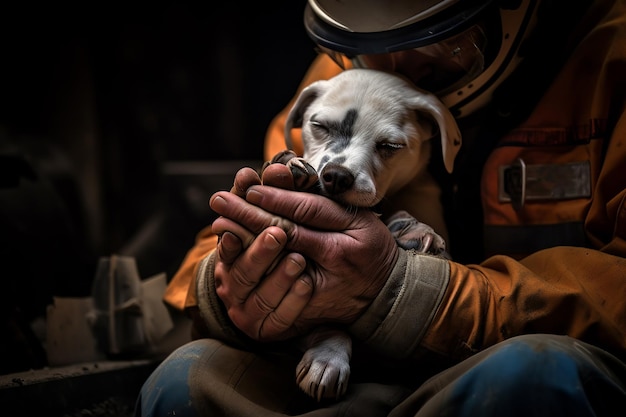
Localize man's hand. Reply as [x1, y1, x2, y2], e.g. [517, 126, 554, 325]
[211, 164, 313, 341]
[210, 165, 399, 341]
[214, 226, 314, 341]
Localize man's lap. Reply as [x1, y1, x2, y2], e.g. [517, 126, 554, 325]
[136, 335, 626, 417]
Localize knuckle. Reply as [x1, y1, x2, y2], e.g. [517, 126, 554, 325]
[270, 311, 291, 328]
[252, 293, 275, 316]
[231, 264, 256, 288]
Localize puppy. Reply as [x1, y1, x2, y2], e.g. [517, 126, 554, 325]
[263, 68, 462, 401]
[276, 67, 461, 242]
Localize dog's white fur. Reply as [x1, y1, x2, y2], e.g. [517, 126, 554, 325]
[281, 68, 462, 401]
[285, 68, 461, 242]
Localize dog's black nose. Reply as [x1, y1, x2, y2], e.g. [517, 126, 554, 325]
[320, 164, 354, 195]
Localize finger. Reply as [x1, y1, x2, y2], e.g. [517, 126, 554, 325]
[230, 167, 261, 198]
[245, 186, 357, 230]
[232, 252, 312, 341]
[253, 252, 307, 312]
[212, 216, 256, 249]
[210, 191, 296, 235]
[219, 226, 288, 305]
[259, 274, 314, 341]
[238, 252, 310, 339]
[261, 163, 296, 189]
[227, 252, 312, 341]
[216, 231, 243, 264]
[211, 188, 369, 258]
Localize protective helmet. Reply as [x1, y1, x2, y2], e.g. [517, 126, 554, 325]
[304, 0, 542, 118]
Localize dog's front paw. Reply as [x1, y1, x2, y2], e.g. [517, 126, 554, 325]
[296, 330, 351, 401]
[268, 149, 299, 165]
[386, 210, 449, 257]
[263, 150, 320, 192]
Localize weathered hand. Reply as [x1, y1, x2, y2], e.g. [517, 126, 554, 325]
[210, 166, 399, 340]
[211, 164, 314, 341]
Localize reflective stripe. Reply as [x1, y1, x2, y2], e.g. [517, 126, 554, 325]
[484, 222, 587, 257]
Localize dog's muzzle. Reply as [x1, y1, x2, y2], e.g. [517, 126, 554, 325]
[319, 164, 355, 196]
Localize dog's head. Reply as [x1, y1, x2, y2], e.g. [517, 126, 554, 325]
[284, 68, 461, 208]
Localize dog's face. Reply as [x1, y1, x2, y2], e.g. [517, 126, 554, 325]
[284, 68, 461, 208]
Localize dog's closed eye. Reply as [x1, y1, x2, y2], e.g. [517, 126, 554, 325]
[310, 119, 329, 136]
[376, 141, 405, 159]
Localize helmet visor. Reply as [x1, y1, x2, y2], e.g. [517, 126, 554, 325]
[358, 23, 486, 94]
[318, 23, 488, 95]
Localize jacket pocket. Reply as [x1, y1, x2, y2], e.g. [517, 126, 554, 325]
[481, 126, 605, 258]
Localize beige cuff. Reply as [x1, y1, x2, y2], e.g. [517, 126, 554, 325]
[349, 249, 450, 358]
[196, 251, 250, 346]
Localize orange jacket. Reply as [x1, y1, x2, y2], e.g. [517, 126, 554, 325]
[164, 0, 626, 359]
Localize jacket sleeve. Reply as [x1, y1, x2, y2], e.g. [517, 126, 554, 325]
[163, 225, 218, 312]
[349, 245, 626, 362]
[194, 251, 255, 347]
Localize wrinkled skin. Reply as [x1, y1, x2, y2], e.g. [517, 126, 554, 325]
[209, 164, 400, 341]
[264, 150, 448, 257]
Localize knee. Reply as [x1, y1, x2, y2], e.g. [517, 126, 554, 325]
[143, 339, 217, 389]
[135, 339, 220, 417]
[448, 335, 595, 416]
[469, 335, 582, 392]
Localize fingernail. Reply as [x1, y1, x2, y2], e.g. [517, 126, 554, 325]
[210, 195, 226, 210]
[265, 232, 281, 250]
[285, 258, 304, 277]
[221, 231, 239, 250]
[295, 277, 313, 295]
[246, 188, 262, 204]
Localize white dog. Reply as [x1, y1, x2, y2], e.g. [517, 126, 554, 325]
[263, 68, 462, 401]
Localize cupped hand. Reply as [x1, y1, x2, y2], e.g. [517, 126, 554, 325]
[210, 165, 400, 339]
[214, 225, 314, 341]
[212, 164, 314, 341]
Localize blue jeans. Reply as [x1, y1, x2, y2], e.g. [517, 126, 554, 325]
[135, 334, 626, 416]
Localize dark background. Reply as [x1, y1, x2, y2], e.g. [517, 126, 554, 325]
[0, 2, 316, 373]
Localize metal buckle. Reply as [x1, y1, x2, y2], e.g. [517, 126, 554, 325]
[498, 159, 591, 211]
[504, 158, 526, 211]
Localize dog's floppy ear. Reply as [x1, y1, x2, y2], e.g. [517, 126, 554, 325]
[284, 81, 328, 150]
[405, 91, 462, 174]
